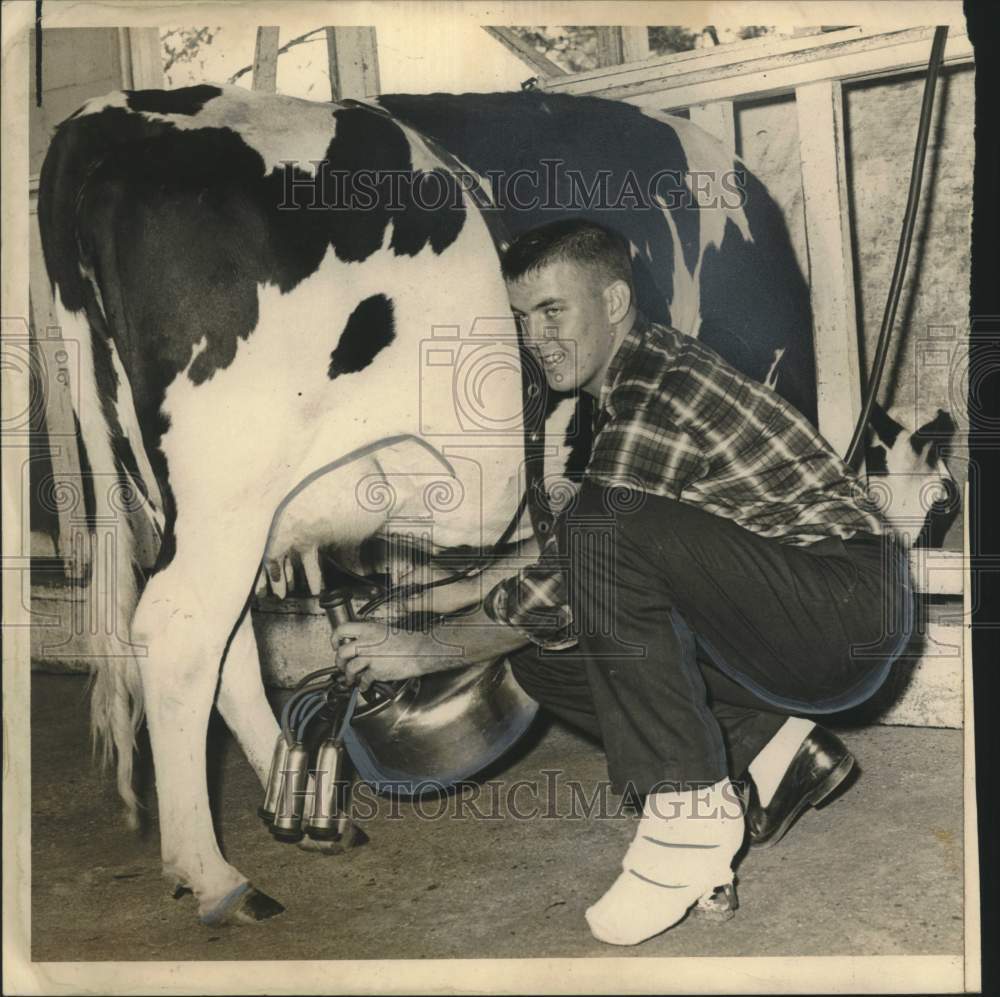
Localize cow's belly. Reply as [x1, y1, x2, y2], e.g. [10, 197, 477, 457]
[262, 395, 579, 592]
[265, 437, 526, 561]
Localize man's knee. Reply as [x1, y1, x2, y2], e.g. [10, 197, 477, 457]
[508, 645, 602, 740]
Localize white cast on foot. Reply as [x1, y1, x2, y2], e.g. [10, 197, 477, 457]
[748, 717, 816, 808]
[585, 778, 745, 946]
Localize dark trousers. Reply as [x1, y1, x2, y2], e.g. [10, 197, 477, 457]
[510, 481, 914, 795]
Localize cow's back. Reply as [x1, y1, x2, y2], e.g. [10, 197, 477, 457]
[377, 91, 817, 425]
[38, 85, 532, 574]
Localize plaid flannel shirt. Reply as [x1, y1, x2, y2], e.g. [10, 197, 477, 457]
[483, 314, 886, 650]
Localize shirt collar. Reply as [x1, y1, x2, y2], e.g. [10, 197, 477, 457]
[597, 311, 650, 412]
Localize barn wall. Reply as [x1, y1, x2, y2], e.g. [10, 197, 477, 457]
[28, 29, 124, 176]
[846, 65, 972, 551]
[735, 66, 973, 548]
[844, 65, 973, 436]
[736, 95, 808, 283]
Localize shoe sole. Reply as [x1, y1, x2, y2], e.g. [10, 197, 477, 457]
[751, 751, 856, 850]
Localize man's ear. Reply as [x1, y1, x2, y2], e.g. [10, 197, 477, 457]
[603, 279, 632, 325]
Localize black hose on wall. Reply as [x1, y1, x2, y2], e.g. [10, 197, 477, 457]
[844, 25, 950, 468]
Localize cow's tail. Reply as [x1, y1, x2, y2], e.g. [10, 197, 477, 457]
[37, 99, 168, 826]
[53, 294, 148, 828]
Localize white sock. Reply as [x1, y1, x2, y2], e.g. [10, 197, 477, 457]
[585, 778, 745, 946]
[748, 717, 815, 808]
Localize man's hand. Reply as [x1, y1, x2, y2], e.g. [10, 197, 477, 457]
[331, 609, 533, 691]
[332, 621, 467, 691]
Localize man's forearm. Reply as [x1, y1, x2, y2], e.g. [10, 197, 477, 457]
[425, 605, 531, 670]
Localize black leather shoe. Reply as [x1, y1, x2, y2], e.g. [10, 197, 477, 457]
[743, 726, 856, 849]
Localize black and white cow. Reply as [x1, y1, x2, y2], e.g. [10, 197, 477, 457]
[38, 84, 952, 925]
[261, 88, 820, 595]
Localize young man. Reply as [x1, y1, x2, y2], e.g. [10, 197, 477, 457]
[332, 219, 913, 946]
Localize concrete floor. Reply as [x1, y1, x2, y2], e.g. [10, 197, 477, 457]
[30, 674, 964, 962]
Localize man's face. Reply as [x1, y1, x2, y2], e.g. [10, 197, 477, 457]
[506, 260, 616, 395]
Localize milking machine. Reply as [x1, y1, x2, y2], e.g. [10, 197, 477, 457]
[258, 586, 538, 847]
[259, 589, 373, 849]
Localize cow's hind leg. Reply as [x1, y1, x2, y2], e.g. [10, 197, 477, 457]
[217, 610, 280, 789]
[218, 569, 347, 854]
[133, 549, 284, 925]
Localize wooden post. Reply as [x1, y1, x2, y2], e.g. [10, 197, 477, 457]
[596, 27, 651, 68]
[326, 27, 380, 100]
[621, 27, 651, 63]
[252, 27, 280, 92]
[795, 79, 863, 459]
[689, 100, 737, 155]
[595, 27, 624, 68]
[117, 28, 163, 89]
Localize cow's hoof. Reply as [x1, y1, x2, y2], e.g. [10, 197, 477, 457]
[199, 883, 285, 926]
[296, 820, 369, 854]
[340, 820, 370, 849]
[297, 836, 345, 856]
[229, 888, 286, 925]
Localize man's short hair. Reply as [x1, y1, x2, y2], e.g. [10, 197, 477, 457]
[501, 218, 634, 290]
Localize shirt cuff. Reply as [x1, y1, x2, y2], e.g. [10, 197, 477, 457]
[483, 582, 579, 652]
[532, 633, 579, 652]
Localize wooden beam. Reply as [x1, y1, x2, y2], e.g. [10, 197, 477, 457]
[547, 27, 819, 89]
[544, 25, 869, 89]
[688, 100, 736, 155]
[796, 79, 863, 460]
[481, 27, 567, 78]
[252, 27, 280, 92]
[326, 27, 380, 100]
[541, 25, 974, 108]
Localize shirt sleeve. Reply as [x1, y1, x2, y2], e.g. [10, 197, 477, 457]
[482, 528, 577, 651]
